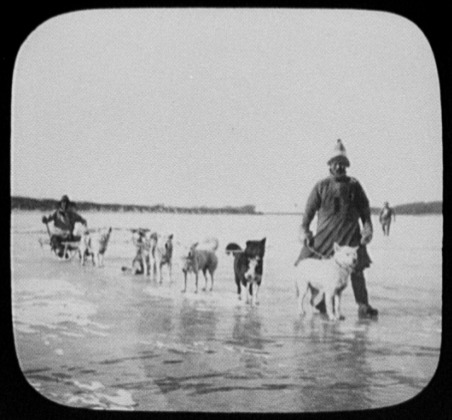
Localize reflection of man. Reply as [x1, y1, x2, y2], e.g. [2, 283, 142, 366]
[379, 202, 395, 236]
[295, 139, 378, 319]
[42, 195, 87, 257]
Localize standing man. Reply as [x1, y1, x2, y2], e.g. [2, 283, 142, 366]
[42, 195, 88, 257]
[295, 139, 378, 319]
[379, 201, 396, 236]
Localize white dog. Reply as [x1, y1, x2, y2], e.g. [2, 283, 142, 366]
[295, 242, 358, 321]
[148, 232, 174, 283]
[79, 227, 112, 267]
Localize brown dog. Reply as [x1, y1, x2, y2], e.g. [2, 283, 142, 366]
[181, 238, 219, 293]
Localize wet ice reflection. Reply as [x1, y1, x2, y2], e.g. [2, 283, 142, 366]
[12, 213, 442, 411]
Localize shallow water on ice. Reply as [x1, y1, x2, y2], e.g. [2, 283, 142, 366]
[11, 212, 442, 412]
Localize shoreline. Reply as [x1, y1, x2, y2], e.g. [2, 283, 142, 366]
[10, 209, 442, 217]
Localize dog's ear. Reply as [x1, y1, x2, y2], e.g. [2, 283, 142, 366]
[261, 238, 266, 245]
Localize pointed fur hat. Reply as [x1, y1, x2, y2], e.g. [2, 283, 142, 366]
[327, 139, 350, 167]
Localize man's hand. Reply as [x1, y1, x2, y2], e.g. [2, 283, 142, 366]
[305, 234, 314, 247]
[300, 229, 314, 247]
[360, 224, 373, 245]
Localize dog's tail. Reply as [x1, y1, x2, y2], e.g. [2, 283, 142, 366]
[103, 227, 113, 243]
[209, 237, 219, 251]
[225, 242, 243, 255]
[195, 237, 219, 252]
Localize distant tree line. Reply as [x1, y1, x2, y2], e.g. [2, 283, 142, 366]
[370, 201, 442, 215]
[10, 196, 262, 215]
[10, 196, 442, 215]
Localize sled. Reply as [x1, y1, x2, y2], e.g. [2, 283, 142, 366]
[38, 236, 81, 260]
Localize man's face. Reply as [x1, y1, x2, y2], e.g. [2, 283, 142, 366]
[61, 200, 68, 210]
[329, 160, 347, 177]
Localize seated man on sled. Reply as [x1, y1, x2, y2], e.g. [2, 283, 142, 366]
[42, 195, 88, 258]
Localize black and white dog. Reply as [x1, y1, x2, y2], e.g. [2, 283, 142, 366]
[226, 238, 266, 305]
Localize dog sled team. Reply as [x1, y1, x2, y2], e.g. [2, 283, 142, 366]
[41, 195, 112, 267]
[40, 139, 385, 320]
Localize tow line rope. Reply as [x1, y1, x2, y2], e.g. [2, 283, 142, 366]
[305, 242, 329, 260]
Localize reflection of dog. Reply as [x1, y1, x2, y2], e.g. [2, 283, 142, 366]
[295, 243, 358, 321]
[182, 238, 219, 293]
[79, 227, 112, 267]
[226, 238, 266, 305]
[148, 233, 173, 283]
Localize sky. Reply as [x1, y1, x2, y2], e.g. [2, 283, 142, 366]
[11, 8, 442, 212]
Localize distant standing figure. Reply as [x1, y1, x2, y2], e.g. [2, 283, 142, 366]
[42, 195, 87, 257]
[294, 139, 378, 319]
[379, 202, 395, 236]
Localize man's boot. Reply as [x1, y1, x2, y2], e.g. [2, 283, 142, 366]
[358, 304, 379, 319]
